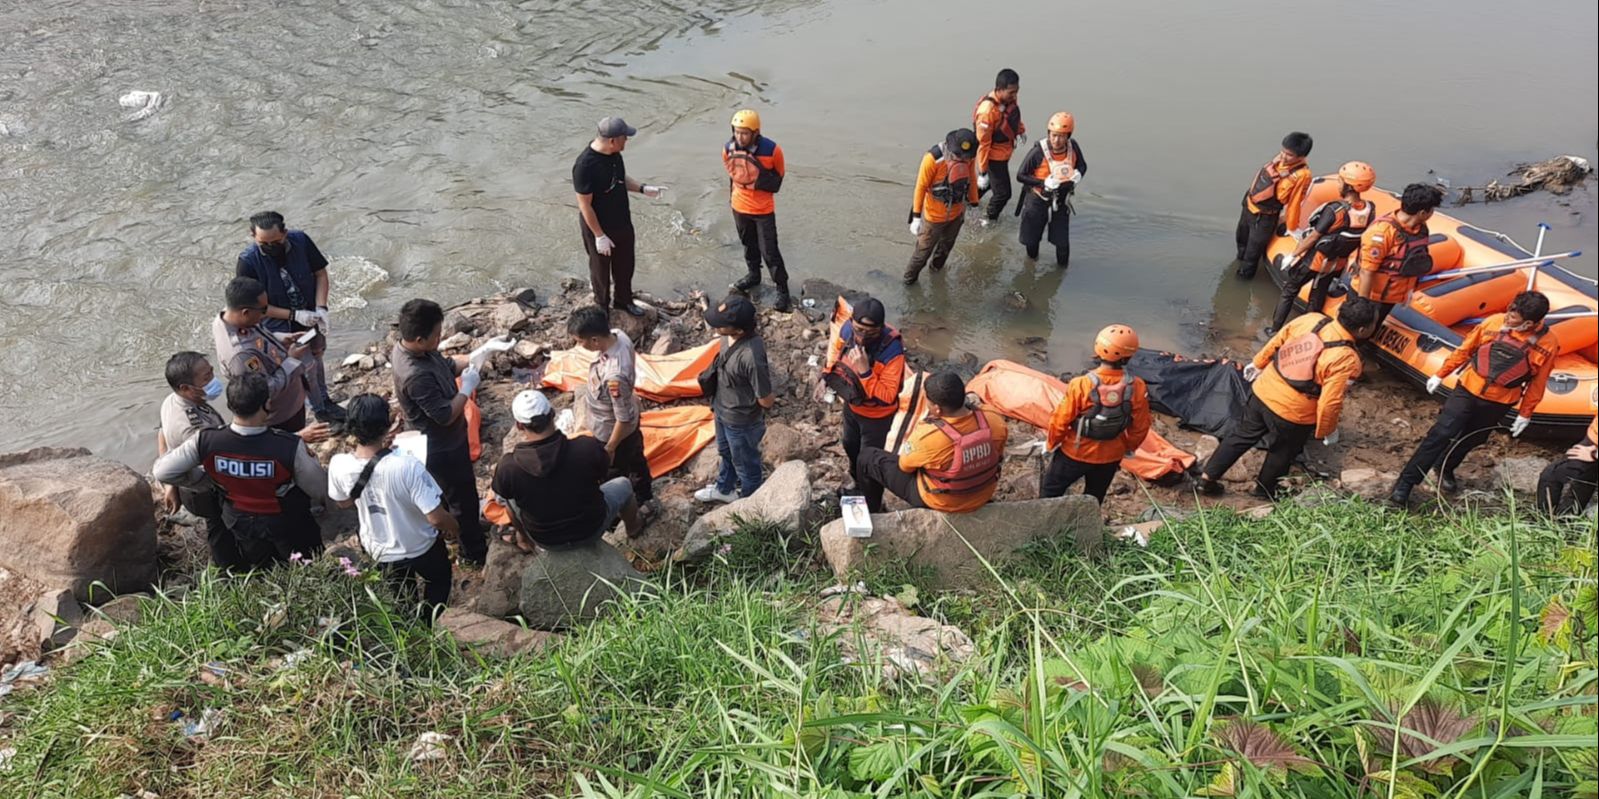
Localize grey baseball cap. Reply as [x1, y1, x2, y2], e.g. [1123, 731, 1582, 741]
[597, 116, 637, 138]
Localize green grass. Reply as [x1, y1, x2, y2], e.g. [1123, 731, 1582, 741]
[1, 501, 1594, 798]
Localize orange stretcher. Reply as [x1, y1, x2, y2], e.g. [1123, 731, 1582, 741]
[1265, 177, 1597, 429]
[965, 359, 1195, 480]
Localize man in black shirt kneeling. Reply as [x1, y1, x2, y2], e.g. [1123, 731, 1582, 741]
[492, 389, 642, 552]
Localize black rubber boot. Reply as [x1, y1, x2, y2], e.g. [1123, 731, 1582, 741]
[732, 271, 761, 291]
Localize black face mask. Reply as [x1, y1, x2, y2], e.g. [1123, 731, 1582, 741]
[260, 241, 287, 257]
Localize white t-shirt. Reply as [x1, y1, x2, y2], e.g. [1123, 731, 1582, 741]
[327, 450, 444, 563]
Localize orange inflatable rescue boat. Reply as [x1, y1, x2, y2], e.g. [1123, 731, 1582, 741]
[1266, 177, 1597, 428]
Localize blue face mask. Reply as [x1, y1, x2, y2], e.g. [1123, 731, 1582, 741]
[202, 376, 225, 400]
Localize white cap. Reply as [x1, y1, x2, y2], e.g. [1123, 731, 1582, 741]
[512, 390, 552, 423]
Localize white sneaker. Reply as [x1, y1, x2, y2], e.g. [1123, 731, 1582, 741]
[694, 485, 738, 504]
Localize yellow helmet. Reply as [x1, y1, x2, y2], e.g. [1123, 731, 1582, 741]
[731, 109, 761, 131]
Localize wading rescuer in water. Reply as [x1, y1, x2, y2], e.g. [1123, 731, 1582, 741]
[1042, 325, 1151, 503]
[1266, 161, 1376, 335]
[573, 116, 668, 317]
[905, 128, 980, 284]
[1236, 132, 1313, 279]
[1014, 112, 1086, 269]
[1354, 183, 1445, 331]
[973, 69, 1024, 225]
[1389, 290, 1560, 506]
[722, 109, 791, 312]
[1194, 297, 1378, 499]
[854, 372, 1008, 514]
[819, 298, 906, 486]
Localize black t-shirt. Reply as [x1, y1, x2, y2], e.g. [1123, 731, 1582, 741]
[491, 433, 609, 546]
[573, 147, 631, 233]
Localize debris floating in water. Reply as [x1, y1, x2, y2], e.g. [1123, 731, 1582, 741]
[118, 90, 163, 122]
[1454, 155, 1593, 204]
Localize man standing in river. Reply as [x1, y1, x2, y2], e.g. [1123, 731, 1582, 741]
[574, 116, 668, 317]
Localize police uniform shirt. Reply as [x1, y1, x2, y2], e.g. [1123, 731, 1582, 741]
[211, 313, 308, 428]
[160, 393, 225, 451]
[584, 330, 641, 442]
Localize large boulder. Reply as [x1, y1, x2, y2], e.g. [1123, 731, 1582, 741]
[761, 422, 820, 467]
[1494, 457, 1545, 495]
[471, 542, 540, 618]
[678, 461, 813, 560]
[818, 495, 1102, 589]
[518, 539, 648, 630]
[0, 448, 157, 601]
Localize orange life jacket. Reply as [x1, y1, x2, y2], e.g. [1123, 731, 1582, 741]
[926, 144, 974, 207]
[1308, 199, 1374, 260]
[1245, 160, 1295, 213]
[921, 412, 1001, 494]
[1272, 317, 1353, 397]
[973, 94, 1021, 145]
[1471, 324, 1551, 389]
[724, 136, 783, 194]
[1076, 371, 1132, 441]
[1374, 215, 1434, 277]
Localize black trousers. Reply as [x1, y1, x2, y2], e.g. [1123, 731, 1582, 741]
[580, 222, 636, 309]
[1202, 393, 1314, 498]
[223, 499, 322, 570]
[271, 405, 308, 435]
[1234, 206, 1279, 279]
[608, 426, 654, 503]
[1019, 192, 1071, 267]
[379, 537, 452, 622]
[733, 211, 788, 291]
[1397, 391, 1513, 490]
[427, 443, 487, 563]
[181, 487, 242, 570]
[1270, 258, 1341, 332]
[983, 160, 1013, 220]
[856, 446, 928, 513]
[1537, 456, 1599, 516]
[1040, 451, 1120, 503]
[842, 407, 894, 485]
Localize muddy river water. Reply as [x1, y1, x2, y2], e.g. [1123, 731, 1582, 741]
[0, 0, 1594, 468]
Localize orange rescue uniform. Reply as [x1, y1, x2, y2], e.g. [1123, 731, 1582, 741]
[1437, 313, 1562, 418]
[912, 150, 980, 223]
[1044, 366, 1153, 464]
[899, 409, 1010, 513]
[1357, 215, 1428, 304]
[973, 94, 1024, 174]
[1251, 313, 1364, 438]
[1245, 160, 1312, 232]
[722, 136, 785, 216]
[825, 322, 908, 420]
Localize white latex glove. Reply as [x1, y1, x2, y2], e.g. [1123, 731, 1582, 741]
[594, 234, 615, 256]
[314, 307, 331, 333]
[469, 335, 516, 369]
[1242, 363, 1261, 382]
[1425, 375, 1443, 394]
[641, 184, 666, 199]
[1509, 416, 1531, 437]
[977, 174, 990, 191]
[909, 218, 924, 237]
[1014, 133, 1027, 148]
[293, 309, 320, 327]
[1066, 168, 1082, 184]
[1043, 176, 1061, 191]
[458, 365, 482, 397]
[1322, 429, 1340, 447]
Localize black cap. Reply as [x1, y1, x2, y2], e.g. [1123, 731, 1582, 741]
[704, 295, 757, 331]
[852, 298, 886, 326]
[598, 116, 637, 138]
[946, 128, 978, 159]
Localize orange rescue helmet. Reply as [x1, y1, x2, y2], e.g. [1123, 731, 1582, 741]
[731, 109, 761, 132]
[1047, 112, 1075, 134]
[1094, 324, 1139, 362]
[1338, 160, 1375, 192]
